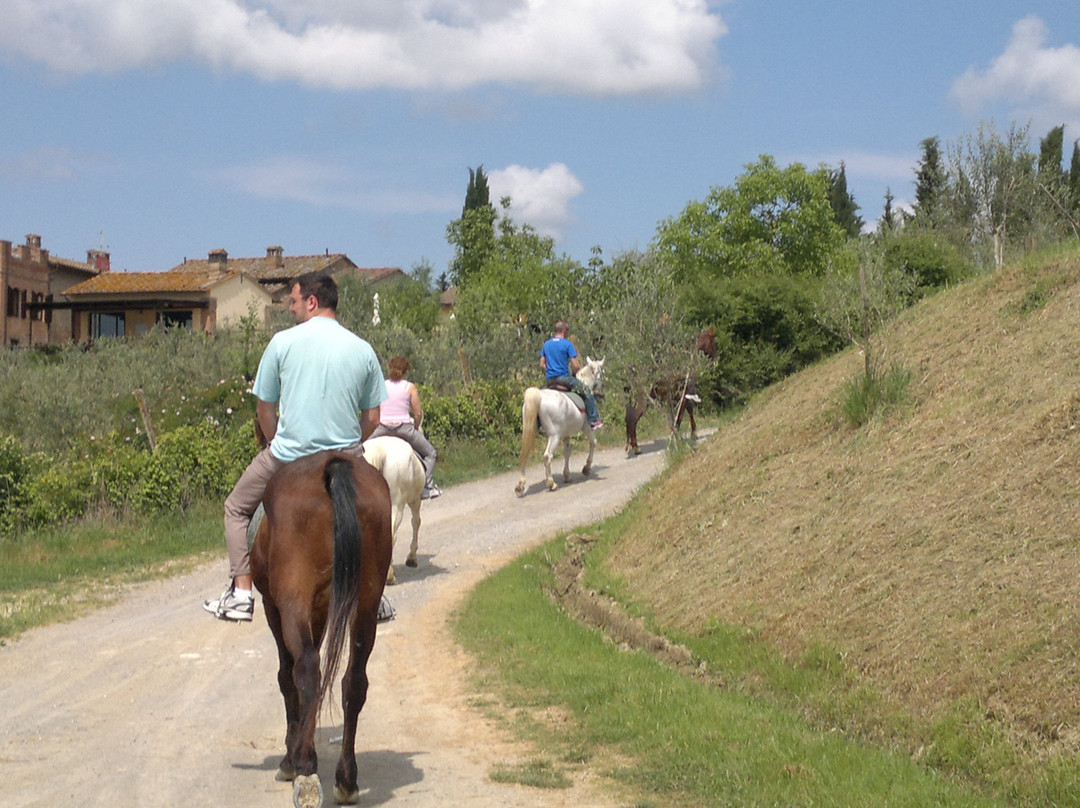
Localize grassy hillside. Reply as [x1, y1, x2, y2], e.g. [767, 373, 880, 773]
[607, 243, 1080, 769]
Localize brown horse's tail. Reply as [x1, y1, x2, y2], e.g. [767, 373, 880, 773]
[319, 456, 362, 705]
[519, 387, 541, 469]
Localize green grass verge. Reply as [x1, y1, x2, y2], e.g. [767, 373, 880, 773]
[453, 534, 1008, 808]
[0, 501, 222, 641]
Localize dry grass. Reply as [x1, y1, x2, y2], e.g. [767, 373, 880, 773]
[607, 244, 1080, 757]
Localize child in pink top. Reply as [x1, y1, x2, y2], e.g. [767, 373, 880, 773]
[370, 356, 440, 498]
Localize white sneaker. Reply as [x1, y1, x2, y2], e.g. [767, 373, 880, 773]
[202, 584, 253, 622]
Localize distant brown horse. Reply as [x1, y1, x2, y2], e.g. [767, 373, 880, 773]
[250, 450, 393, 807]
[625, 328, 718, 456]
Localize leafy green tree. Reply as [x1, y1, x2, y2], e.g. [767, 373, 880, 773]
[816, 241, 916, 382]
[828, 162, 864, 237]
[448, 199, 598, 381]
[913, 136, 945, 227]
[654, 155, 845, 282]
[946, 121, 1037, 268]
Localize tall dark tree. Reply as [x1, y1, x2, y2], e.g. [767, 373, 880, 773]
[913, 136, 945, 226]
[1070, 139, 1080, 211]
[1038, 125, 1066, 184]
[447, 166, 497, 287]
[463, 165, 492, 214]
[828, 162, 864, 237]
[880, 187, 896, 233]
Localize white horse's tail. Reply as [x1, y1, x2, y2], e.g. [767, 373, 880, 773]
[519, 387, 542, 469]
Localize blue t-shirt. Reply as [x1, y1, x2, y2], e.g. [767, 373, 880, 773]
[540, 336, 577, 379]
[252, 317, 386, 462]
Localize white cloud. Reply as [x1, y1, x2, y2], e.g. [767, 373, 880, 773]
[950, 16, 1080, 127]
[487, 163, 584, 240]
[0, 0, 724, 95]
[216, 155, 459, 213]
[0, 145, 108, 182]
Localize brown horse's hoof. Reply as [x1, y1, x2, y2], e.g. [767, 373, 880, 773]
[293, 774, 322, 808]
[276, 758, 297, 782]
[581, 466, 591, 477]
[514, 483, 526, 497]
[405, 556, 418, 568]
[386, 566, 396, 586]
[334, 783, 360, 805]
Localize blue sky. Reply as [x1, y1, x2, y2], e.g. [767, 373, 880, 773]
[1, 1, 1078, 277]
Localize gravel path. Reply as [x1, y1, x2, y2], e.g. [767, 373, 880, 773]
[0, 438, 672, 807]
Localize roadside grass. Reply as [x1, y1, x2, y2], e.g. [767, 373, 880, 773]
[0, 501, 221, 641]
[454, 529, 1005, 808]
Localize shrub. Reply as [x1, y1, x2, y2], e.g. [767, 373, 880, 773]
[421, 380, 520, 442]
[0, 434, 31, 535]
[840, 363, 912, 428]
[883, 231, 974, 292]
[23, 456, 95, 527]
[132, 423, 239, 512]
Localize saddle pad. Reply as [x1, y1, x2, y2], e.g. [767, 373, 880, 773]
[562, 391, 585, 411]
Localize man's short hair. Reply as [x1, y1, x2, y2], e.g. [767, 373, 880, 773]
[553, 320, 568, 335]
[293, 271, 338, 311]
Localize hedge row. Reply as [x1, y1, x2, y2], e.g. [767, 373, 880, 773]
[0, 378, 524, 538]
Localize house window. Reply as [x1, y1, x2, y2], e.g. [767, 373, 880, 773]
[158, 310, 193, 329]
[21, 289, 27, 319]
[92, 312, 125, 338]
[5, 286, 15, 317]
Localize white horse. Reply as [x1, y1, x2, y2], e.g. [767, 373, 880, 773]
[515, 357, 605, 497]
[363, 435, 424, 584]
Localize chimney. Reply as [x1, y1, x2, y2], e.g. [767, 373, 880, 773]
[24, 234, 43, 263]
[87, 249, 110, 273]
[266, 245, 285, 270]
[208, 248, 228, 274]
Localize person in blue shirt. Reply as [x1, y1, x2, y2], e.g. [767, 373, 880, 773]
[539, 320, 603, 429]
[203, 271, 385, 622]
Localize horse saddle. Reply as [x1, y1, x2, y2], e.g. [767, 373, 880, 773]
[247, 502, 265, 550]
[545, 380, 585, 412]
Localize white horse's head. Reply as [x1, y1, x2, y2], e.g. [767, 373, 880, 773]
[579, 356, 605, 393]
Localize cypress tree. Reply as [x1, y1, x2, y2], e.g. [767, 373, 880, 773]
[463, 165, 491, 214]
[1070, 140, 1080, 211]
[828, 162, 863, 237]
[913, 137, 944, 226]
[1038, 125, 1065, 184]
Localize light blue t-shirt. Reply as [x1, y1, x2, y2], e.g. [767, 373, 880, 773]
[252, 316, 386, 463]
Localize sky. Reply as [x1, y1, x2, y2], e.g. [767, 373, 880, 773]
[1, 1, 1079, 277]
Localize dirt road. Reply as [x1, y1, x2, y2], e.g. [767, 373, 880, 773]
[0, 439, 671, 807]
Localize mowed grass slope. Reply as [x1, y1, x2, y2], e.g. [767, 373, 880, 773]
[607, 244, 1080, 767]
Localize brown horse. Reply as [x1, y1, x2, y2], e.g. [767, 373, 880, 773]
[250, 449, 393, 807]
[625, 328, 718, 456]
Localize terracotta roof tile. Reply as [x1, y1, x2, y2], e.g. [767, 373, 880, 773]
[167, 254, 352, 282]
[64, 270, 241, 295]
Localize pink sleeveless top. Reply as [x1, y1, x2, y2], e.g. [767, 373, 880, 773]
[380, 378, 413, 425]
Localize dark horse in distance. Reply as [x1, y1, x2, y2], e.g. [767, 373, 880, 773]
[625, 328, 718, 456]
[250, 449, 393, 807]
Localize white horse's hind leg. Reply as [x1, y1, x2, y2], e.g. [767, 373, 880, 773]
[386, 501, 405, 585]
[561, 437, 572, 483]
[582, 428, 596, 476]
[406, 499, 421, 567]
[544, 434, 560, 490]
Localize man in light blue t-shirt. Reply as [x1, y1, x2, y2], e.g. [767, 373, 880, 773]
[203, 271, 385, 621]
